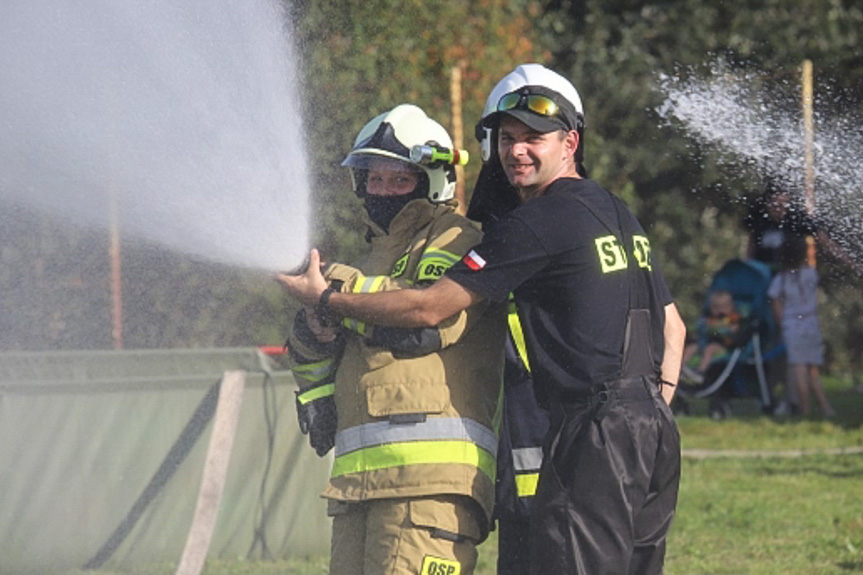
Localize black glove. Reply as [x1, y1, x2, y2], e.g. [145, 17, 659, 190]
[366, 325, 443, 357]
[295, 388, 337, 457]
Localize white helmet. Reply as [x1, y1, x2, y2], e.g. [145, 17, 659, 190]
[476, 64, 585, 163]
[342, 104, 457, 203]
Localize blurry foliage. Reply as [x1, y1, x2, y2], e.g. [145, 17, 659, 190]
[2, 0, 861, 372]
[289, 0, 550, 262]
[534, 0, 863, 372]
[0, 206, 287, 350]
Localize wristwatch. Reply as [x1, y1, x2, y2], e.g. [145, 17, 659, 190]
[316, 286, 338, 327]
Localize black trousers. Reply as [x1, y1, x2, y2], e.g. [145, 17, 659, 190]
[529, 377, 681, 575]
[497, 510, 531, 575]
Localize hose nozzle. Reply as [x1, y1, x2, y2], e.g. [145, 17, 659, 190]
[410, 144, 469, 167]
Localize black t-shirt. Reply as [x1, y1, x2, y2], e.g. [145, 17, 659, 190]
[447, 178, 672, 396]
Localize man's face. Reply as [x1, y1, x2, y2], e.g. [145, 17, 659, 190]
[766, 191, 790, 221]
[497, 115, 576, 200]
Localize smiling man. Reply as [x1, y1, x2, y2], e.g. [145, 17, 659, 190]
[500, 116, 576, 197]
[279, 64, 686, 575]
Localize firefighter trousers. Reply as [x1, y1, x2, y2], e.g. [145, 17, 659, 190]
[328, 494, 483, 575]
[529, 376, 681, 575]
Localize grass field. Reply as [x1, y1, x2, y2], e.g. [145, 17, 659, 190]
[665, 374, 863, 574]
[64, 375, 863, 574]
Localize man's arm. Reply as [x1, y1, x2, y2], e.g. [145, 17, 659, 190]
[815, 230, 863, 277]
[660, 302, 686, 405]
[277, 249, 482, 328]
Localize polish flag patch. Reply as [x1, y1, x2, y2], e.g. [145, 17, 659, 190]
[463, 250, 486, 270]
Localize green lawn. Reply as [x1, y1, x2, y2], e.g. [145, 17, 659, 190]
[63, 376, 863, 575]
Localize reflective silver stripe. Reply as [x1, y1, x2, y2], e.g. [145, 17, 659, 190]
[291, 358, 335, 383]
[512, 446, 543, 472]
[335, 417, 498, 458]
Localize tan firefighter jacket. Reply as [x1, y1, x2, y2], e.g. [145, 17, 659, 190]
[288, 199, 506, 533]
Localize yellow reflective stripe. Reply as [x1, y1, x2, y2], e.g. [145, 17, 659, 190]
[353, 274, 388, 294]
[507, 301, 531, 372]
[297, 383, 334, 404]
[331, 440, 496, 480]
[515, 472, 539, 497]
[342, 275, 388, 335]
[342, 316, 367, 336]
[291, 358, 335, 383]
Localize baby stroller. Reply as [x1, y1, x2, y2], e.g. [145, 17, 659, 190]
[675, 258, 784, 419]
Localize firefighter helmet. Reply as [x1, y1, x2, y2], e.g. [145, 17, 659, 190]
[475, 64, 584, 163]
[342, 104, 457, 203]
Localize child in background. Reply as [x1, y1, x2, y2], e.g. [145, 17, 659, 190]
[767, 236, 836, 418]
[681, 290, 743, 383]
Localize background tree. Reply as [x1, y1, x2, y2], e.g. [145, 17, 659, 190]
[536, 0, 863, 372]
[290, 0, 551, 261]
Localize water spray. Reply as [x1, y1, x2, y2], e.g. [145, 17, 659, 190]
[0, 0, 310, 273]
[655, 58, 863, 267]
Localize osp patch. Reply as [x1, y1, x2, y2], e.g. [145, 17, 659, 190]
[420, 554, 461, 575]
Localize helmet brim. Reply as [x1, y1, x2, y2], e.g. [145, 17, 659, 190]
[493, 109, 571, 134]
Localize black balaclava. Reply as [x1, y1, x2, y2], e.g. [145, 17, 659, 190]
[364, 193, 418, 231]
[359, 171, 430, 233]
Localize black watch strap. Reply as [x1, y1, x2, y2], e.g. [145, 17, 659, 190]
[316, 286, 338, 326]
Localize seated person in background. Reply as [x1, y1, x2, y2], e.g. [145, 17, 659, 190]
[681, 290, 744, 382]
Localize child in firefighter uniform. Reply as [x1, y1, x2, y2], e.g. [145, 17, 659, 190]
[286, 104, 506, 575]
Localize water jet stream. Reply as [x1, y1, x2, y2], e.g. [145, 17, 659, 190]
[0, 0, 309, 272]
[656, 61, 863, 266]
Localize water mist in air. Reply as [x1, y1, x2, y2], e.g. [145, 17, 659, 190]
[0, 0, 309, 272]
[656, 59, 863, 266]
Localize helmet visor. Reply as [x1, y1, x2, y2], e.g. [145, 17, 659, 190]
[341, 151, 422, 173]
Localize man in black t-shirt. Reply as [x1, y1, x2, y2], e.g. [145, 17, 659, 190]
[744, 183, 818, 271]
[744, 179, 863, 277]
[279, 64, 686, 575]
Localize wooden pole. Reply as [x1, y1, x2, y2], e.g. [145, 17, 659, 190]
[802, 59, 815, 214]
[801, 59, 817, 266]
[450, 62, 466, 214]
[175, 371, 247, 575]
[109, 187, 124, 349]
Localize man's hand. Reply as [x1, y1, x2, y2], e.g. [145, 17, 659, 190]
[277, 249, 329, 307]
